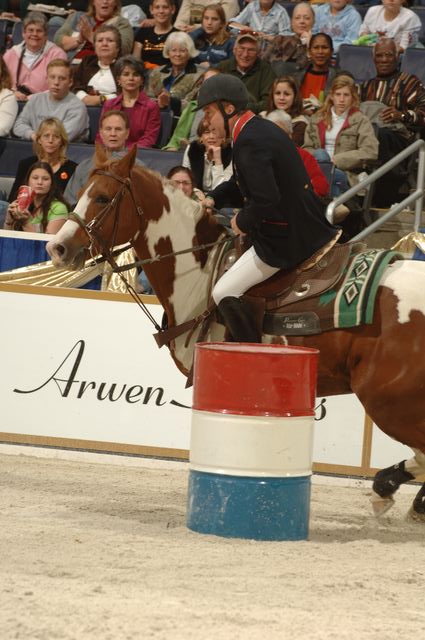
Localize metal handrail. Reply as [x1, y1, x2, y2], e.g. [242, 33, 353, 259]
[326, 138, 425, 242]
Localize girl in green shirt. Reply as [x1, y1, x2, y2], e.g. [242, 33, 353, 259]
[4, 161, 69, 234]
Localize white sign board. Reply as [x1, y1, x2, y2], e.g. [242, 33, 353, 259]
[0, 286, 412, 473]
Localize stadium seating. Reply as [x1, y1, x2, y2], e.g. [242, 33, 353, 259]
[0, 137, 183, 178]
[352, 5, 369, 21]
[412, 7, 425, 45]
[11, 20, 22, 45]
[87, 106, 102, 144]
[0, 18, 9, 53]
[401, 47, 425, 84]
[337, 44, 376, 82]
[277, 2, 295, 18]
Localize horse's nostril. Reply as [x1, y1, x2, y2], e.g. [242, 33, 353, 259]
[56, 244, 65, 256]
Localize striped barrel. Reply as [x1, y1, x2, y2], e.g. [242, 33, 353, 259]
[187, 342, 319, 541]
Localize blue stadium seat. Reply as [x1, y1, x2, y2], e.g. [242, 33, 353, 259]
[0, 138, 184, 178]
[337, 44, 376, 82]
[401, 47, 425, 85]
[352, 4, 369, 21]
[11, 20, 23, 45]
[137, 148, 183, 175]
[67, 143, 95, 165]
[47, 23, 60, 42]
[412, 7, 425, 45]
[0, 18, 9, 52]
[277, 1, 295, 17]
[87, 106, 102, 143]
[0, 138, 33, 176]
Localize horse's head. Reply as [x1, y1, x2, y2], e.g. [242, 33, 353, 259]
[46, 145, 142, 269]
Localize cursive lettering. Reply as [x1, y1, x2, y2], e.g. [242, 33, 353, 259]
[13, 340, 183, 408]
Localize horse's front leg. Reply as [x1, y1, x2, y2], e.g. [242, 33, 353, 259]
[371, 449, 425, 518]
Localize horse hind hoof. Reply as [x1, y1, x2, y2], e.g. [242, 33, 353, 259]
[407, 485, 425, 522]
[406, 507, 425, 523]
[372, 461, 415, 498]
[370, 490, 395, 517]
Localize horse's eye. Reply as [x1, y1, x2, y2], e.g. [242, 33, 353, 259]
[95, 195, 109, 205]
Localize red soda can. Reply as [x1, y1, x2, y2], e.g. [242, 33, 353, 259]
[17, 185, 35, 212]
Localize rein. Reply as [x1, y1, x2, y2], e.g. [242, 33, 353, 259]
[107, 236, 232, 273]
[69, 168, 161, 332]
[72, 168, 233, 339]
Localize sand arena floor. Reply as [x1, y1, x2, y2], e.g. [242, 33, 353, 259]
[0, 448, 424, 640]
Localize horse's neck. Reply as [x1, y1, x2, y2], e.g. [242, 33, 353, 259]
[138, 183, 226, 325]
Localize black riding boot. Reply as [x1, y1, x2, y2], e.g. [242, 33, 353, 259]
[217, 296, 260, 343]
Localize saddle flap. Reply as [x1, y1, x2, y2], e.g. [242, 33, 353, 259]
[262, 242, 353, 309]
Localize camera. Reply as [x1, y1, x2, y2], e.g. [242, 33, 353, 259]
[17, 85, 32, 96]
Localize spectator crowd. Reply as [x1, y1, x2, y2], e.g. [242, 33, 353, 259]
[1, 0, 425, 252]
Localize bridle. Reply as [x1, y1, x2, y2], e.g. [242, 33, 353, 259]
[68, 169, 142, 266]
[68, 168, 163, 331]
[66, 167, 233, 341]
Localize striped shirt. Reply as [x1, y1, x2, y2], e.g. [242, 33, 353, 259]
[359, 71, 425, 129]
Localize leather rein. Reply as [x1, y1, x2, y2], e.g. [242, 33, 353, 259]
[69, 168, 161, 332]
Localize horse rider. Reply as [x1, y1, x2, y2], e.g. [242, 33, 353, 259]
[199, 74, 340, 342]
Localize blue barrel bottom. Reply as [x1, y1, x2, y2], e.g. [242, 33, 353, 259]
[187, 470, 311, 541]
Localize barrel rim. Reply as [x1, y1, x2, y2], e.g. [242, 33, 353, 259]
[195, 342, 319, 356]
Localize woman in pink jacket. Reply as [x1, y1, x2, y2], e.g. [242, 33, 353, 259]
[3, 11, 67, 102]
[97, 55, 161, 148]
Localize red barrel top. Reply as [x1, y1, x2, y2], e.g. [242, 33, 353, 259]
[192, 343, 319, 417]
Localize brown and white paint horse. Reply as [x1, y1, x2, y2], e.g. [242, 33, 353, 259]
[47, 146, 425, 520]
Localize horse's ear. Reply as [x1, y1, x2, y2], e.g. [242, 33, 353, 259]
[113, 145, 137, 177]
[94, 143, 109, 167]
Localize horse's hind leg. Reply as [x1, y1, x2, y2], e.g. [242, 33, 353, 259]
[408, 483, 425, 522]
[371, 449, 425, 517]
[371, 460, 415, 516]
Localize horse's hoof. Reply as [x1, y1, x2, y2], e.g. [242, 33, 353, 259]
[370, 490, 395, 517]
[406, 507, 425, 523]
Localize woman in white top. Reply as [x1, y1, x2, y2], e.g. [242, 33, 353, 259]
[72, 24, 121, 106]
[0, 54, 18, 137]
[359, 0, 422, 53]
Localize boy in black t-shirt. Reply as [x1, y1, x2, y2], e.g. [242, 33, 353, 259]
[133, 0, 177, 69]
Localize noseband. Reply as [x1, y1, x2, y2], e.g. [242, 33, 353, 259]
[68, 168, 142, 266]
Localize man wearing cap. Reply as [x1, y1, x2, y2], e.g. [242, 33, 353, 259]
[216, 33, 275, 113]
[200, 74, 339, 342]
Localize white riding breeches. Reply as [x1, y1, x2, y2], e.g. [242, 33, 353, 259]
[212, 245, 280, 305]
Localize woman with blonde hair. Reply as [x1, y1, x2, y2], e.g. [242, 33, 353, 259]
[54, 0, 133, 61]
[303, 74, 378, 197]
[7, 118, 77, 203]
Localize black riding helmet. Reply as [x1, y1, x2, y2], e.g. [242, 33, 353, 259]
[196, 75, 249, 138]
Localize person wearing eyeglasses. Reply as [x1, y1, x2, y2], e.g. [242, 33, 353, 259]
[167, 165, 205, 202]
[3, 11, 67, 102]
[216, 33, 276, 113]
[146, 31, 203, 116]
